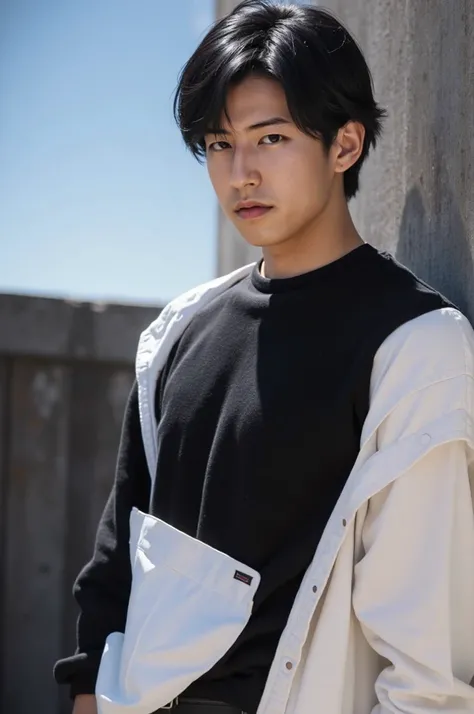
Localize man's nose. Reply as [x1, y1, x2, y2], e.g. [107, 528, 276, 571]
[229, 148, 261, 190]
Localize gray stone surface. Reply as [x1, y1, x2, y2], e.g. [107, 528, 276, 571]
[0, 293, 160, 362]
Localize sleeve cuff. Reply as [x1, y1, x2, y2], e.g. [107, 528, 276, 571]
[54, 651, 101, 698]
[70, 670, 97, 699]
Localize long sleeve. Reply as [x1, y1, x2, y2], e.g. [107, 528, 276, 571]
[350, 307, 474, 712]
[53, 382, 151, 697]
[352, 437, 474, 713]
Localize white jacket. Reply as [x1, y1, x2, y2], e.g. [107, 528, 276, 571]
[96, 263, 474, 714]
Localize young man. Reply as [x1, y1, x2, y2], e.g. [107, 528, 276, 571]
[54, 1, 474, 713]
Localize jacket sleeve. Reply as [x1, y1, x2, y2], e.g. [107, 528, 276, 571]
[53, 381, 151, 697]
[352, 374, 474, 711]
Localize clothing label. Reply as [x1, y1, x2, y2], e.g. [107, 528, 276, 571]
[234, 570, 253, 586]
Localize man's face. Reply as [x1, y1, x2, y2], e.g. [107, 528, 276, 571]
[204, 75, 339, 249]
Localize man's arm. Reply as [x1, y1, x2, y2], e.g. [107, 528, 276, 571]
[353, 435, 474, 712]
[54, 382, 151, 702]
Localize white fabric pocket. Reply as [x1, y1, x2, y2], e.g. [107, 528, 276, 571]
[96, 507, 261, 714]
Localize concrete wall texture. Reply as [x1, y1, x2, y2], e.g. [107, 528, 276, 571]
[215, 0, 474, 320]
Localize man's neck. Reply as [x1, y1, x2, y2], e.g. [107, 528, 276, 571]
[260, 207, 364, 280]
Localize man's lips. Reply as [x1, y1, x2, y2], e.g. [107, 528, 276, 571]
[235, 205, 273, 220]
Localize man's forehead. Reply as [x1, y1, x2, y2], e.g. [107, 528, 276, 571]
[208, 76, 292, 133]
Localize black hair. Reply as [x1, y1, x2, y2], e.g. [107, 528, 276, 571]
[173, 0, 386, 201]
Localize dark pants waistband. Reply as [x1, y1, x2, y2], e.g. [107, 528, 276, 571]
[157, 697, 246, 714]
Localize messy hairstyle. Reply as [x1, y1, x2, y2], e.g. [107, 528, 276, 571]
[173, 0, 386, 200]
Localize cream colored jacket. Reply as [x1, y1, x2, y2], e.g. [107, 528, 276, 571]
[96, 264, 474, 714]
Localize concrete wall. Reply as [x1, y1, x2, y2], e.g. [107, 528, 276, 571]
[0, 294, 161, 714]
[215, 0, 474, 319]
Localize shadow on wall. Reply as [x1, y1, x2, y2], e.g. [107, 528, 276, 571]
[397, 185, 473, 320]
[395, 0, 473, 322]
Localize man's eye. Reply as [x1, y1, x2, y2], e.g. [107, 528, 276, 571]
[209, 141, 230, 152]
[261, 134, 284, 145]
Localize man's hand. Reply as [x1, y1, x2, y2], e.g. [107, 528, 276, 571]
[72, 694, 97, 714]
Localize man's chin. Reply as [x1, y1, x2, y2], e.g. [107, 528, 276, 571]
[233, 225, 284, 248]
[238, 233, 286, 249]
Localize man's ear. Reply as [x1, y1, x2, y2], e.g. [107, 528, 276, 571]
[333, 121, 365, 174]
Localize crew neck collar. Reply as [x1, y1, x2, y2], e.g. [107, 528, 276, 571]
[251, 243, 376, 294]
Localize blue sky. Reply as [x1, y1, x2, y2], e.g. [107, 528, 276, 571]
[0, 0, 217, 306]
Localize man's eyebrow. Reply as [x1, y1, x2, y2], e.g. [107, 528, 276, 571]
[204, 116, 293, 135]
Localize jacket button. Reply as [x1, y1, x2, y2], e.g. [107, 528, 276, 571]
[312, 585, 318, 593]
[421, 433, 431, 445]
[342, 518, 347, 527]
[286, 661, 293, 670]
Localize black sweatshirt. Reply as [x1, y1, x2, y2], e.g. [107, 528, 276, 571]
[54, 244, 452, 713]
